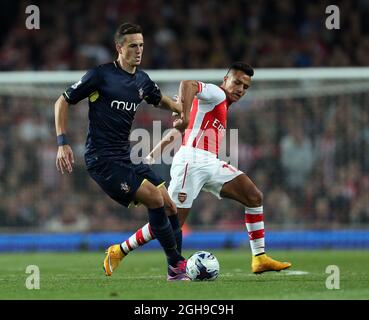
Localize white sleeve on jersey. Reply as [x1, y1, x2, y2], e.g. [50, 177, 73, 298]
[196, 81, 226, 104]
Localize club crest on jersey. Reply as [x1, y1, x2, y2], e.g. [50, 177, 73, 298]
[138, 88, 144, 99]
[178, 192, 187, 203]
[120, 182, 130, 193]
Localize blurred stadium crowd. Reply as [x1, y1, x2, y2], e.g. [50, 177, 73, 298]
[1, 0, 369, 71]
[0, 0, 369, 232]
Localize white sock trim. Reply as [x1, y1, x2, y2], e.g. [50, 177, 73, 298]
[245, 221, 264, 231]
[245, 206, 263, 214]
[142, 223, 153, 242]
[250, 238, 265, 256]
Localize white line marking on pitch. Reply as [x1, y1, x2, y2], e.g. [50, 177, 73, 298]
[283, 270, 309, 275]
[5, 270, 308, 282]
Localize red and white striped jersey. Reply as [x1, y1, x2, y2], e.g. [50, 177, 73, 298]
[182, 81, 229, 155]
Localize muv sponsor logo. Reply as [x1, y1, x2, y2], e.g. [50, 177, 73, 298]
[111, 100, 139, 111]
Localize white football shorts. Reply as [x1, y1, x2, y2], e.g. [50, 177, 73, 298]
[168, 146, 244, 208]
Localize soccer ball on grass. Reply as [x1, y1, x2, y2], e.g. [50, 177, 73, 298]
[186, 251, 220, 281]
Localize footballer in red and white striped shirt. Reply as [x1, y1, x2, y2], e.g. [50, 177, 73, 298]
[116, 62, 291, 275]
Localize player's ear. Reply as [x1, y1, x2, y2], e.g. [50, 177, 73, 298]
[115, 43, 123, 54]
[223, 76, 228, 85]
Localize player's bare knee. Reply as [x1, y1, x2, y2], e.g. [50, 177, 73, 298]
[147, 190, 165, 209]
[245, 188, 263, 207]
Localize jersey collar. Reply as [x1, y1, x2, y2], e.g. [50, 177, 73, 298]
[114, 60, 136, 76]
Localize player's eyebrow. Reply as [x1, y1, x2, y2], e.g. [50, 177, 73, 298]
[239, 78, 251, 89]
[235, 79, 249, 87]
[129, 42, 144, 47]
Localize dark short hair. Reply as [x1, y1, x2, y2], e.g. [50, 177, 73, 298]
[227, 62, 254, 77]
[115, 23, 142, 44]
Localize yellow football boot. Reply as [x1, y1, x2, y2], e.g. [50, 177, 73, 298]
[103, 244, 126, 276]
[252, 253, 291, 274]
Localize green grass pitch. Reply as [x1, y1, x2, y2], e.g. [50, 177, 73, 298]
[0, 249, 368, 300]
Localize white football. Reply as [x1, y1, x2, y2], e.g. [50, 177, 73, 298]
[186, 251, 220, 281]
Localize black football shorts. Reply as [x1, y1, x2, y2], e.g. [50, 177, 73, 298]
[86, 156, 165, 208]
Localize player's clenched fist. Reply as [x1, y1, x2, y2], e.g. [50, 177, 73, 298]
[56, 145, 74, 174]
[173, 112, 189, 132]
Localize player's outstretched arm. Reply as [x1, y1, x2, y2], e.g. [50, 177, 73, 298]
[173, 80, 198, 131]
[157, 95, 182, 113]
[145, 128, 182, 164]
[55, 95, 74, 174]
